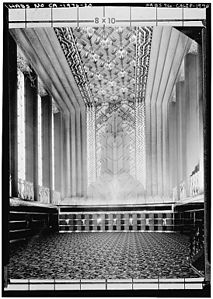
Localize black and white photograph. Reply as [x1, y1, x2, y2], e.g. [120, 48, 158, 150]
[2, 1, 211, 297]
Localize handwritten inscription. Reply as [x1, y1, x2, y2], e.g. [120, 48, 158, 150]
[7, 3, 209, 9]
[7, 3, 93, 9]
[94, 17, 116, 24]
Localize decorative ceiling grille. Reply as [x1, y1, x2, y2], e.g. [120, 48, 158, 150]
[55, 26, 152, 106]
[55, 26, 152, 182]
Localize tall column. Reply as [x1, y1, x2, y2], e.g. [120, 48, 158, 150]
[65, 115, 71, 197]
[168, 102, 178, 195]
[70, 112, 76, 197]
[41, 95, 52, 201]
[175, 85, 181, 201]
[76, 110, 82, 197]
[178, 81, 187, 188]
[8, 33, 18, 197]
[60, 114, 65, 197]
[54, 112, 62, 193]
[185, 52, 200, 181]
[156, 102, 163, 196]
[25, 69, 38, 201]
[162, 101, 170, 197]
[81, 109, 87, 197]
[145, 102, 152, 196]
[151, 102, 158, 195]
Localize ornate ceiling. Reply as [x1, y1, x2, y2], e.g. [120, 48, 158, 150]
[55, 27, 153, 107]
[55, 26, 152, 183]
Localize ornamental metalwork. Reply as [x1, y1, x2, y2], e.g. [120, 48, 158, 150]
[135, 27, 153, 103]
[54, 27, 93, 106]
[55, 27, 152, 107]
[18, 179, 34, 201]
[96, 101, 136, 178]
[39, 186, 50, 204]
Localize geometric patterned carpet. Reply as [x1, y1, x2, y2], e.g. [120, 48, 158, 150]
[8, 232, 199, 280]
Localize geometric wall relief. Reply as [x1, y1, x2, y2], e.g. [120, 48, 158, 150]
[134, 27, 152, 189]
[96, 101, 136, 179]
[55, 26, 153, 107]
[87, 110, 145, 204]
[55, 26, 152, 200]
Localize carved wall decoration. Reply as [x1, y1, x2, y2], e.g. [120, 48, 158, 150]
[55, 27, 152, 191]
[55, 27, 152, 107]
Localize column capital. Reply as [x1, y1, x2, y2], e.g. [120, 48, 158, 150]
[17, 48, 31, 74]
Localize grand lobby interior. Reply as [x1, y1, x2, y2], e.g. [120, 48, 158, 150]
[3, 4, 210, 295]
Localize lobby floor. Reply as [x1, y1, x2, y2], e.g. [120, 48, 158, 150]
[8, 232, 199, 280]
